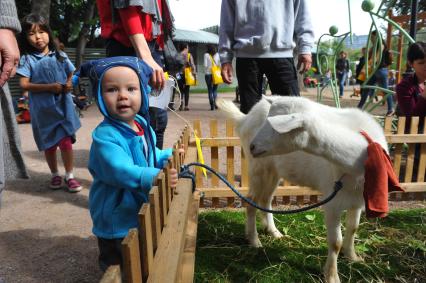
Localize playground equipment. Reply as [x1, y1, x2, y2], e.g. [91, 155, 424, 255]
[316, 0, 416, 113]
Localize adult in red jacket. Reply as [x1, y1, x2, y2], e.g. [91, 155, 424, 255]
[96, 0, 174, 149]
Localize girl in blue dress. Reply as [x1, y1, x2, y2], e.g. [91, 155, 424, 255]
[17, 14, 82, 193]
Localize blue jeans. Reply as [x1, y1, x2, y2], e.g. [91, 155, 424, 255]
[337, 71, 347, 97]
[357, 68, 392, 112]
[205, 74, 218, 109]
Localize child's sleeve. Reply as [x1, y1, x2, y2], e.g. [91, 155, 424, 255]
[16, 55, 31, 78]
[90, 131, 161, 193]
[155, 147, 173, 169]
[62, 53, 76, 75]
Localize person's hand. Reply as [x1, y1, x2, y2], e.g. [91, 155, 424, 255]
[50, 83, 64, 94]
[0, 29, 20, 87]
[297, 54, 312, 74]
[169, 168, 178, 188]
[221, 62, 233, 84]
[63, 80, 73, 93]
[145, 57, 165, 91]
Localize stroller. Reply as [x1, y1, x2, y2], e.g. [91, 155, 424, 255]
[72, 81, 92, 117]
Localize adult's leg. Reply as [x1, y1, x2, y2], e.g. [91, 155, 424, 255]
[376, 68, 393, 112]
[212, 83, 218, 109]
[205, 74, 214, 110]
[149, 108, 167, 149]
[261, 58, 299, 96]
[236, 58, 263, 114]
[184, 85, 190, 108]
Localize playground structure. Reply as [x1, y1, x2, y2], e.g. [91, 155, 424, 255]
[315, 0, 417, 113]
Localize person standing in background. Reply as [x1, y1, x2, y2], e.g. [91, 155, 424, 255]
[0, 0, 29, 206]
[96, 0, 175, 149]
[176, 43, 196, 111]
[219, 0, 314, 114]
[336, 51, 350, 98]
[204, 44, 220, 110]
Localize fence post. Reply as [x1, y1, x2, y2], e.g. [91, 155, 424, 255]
[100, 265, 121, 283]
[122, 229, 143, 283]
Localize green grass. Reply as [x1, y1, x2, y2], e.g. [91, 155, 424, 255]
[195, 209, 426, 282]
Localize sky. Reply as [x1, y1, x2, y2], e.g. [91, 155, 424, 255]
[169, 0, 385, 40]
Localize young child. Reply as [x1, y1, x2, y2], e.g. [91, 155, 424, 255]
[75, 56, 179, 271]
[17, 14, 82, 192]
[396, 41, 426, 119]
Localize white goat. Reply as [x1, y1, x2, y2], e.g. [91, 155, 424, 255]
[217, 96, 387, 283]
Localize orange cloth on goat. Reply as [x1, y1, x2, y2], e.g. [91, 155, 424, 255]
[360, 131, 404, 218]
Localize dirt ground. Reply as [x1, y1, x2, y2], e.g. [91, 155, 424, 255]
[0, 88, 424, 283]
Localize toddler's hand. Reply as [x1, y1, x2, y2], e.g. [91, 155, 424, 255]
[169, 168, 178, 188]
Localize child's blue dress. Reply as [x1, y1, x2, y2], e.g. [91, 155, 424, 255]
[17, 51, 81, 151]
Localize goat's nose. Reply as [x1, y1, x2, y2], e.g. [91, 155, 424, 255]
[249, 143, 255, 153]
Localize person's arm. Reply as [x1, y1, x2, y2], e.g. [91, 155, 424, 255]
[117, 7, 165, 90]
[0, 0, 22, 86]
[218, 0, 235, 83]
[189, 53, 196, 75]
[294, 0, 314, 73]
[19, 77, 63, 94]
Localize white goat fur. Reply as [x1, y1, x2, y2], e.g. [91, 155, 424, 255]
[217, 96, 387, 283]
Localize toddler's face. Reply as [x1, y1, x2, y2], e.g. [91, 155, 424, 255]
[101, 67, 142, 126]
[411, 58, 426, 82]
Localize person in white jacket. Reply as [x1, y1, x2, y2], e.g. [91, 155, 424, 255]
[204, 44, 221, 110]
[219, 0, 315, 113]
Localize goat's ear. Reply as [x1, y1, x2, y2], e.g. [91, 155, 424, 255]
[267, 113, 304, 134]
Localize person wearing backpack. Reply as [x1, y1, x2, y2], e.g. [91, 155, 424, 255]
[357, 31, 394, 116]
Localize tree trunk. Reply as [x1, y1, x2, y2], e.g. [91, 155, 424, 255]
[31, 0, 51, 22]
[75, 0, 96, 69]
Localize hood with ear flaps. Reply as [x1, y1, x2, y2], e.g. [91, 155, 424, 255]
[73, 56, 153, 122]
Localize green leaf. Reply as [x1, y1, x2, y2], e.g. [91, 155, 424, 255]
[305, 214, 316, 221]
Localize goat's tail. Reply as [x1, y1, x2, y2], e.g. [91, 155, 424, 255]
[216, 99, 245, 124]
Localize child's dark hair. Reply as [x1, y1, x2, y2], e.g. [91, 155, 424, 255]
[407, 42, 426, 63]
[19, 13, 64, 61]
[178, 43, 189, 52]
[206, 44, 217, 56]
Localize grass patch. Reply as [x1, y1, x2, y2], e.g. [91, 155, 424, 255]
[195, 209, 426, 282]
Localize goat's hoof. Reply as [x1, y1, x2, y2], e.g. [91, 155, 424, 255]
[269, 229, 284, 239]
[347, 253, 364, 262]
[324, 274, 341, 283]
[249, 238, 263, 248]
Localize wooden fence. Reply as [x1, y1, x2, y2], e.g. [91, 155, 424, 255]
[192, 117, 426, 208]
[100, 126, 200, 283]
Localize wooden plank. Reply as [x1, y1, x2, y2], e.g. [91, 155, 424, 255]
[178, 191, 201, 283]
[417, 121, 426, 182]
[100, 265, 122, 283]
[392, 117, 406, 178]
[199, 186, 322, 198]
[226, 120, 235, 206]
[210, 120, 220, 207]
[385, 134, 426, 143]
[147, 146, 197, 283]
[404, 117, 419, 183]
[193, 120, 203, 193]
[122, 229, 142, 283]
[148, 187, 161, 252]
[394, 182, 426, 193]
[190, 137, 241, 147]
[138, 205, 153, 282]
[157, 172, 168, 226]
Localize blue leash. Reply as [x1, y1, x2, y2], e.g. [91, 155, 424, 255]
[179, 162, 344, 214]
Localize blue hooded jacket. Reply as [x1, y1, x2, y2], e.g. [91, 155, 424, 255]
[76, 57, 172, 239]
